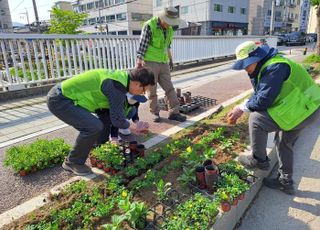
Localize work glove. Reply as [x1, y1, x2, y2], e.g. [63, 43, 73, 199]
[169, 59, 174, 71]
[135, 121, 149, 134]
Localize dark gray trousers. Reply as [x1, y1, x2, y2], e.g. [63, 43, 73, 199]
[249, 108, 320, 181]
[47, 84, 111, 164]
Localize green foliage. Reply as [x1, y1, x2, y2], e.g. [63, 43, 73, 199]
[153, 179, 172, 201]
[161, 193, 218, 230]
[310, 0, 320, 6]
[3, 138, 70, 173]
[219, 160, 249, 178]
[304, 54, 320, 63]
[49, 7, 88, 34]
[177, 167, 196, 186]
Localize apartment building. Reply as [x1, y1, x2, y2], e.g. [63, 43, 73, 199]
[0, 0, 13, 32]
[153, 0, 249, 36]
[72, 0, 153, 35]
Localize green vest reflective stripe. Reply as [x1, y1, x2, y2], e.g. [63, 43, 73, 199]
[144, 16, 174, 63]
[258, 55, 320, 131]
[61, 69, 129, 112]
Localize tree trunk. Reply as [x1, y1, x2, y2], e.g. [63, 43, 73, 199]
[317, 5, 320, 55]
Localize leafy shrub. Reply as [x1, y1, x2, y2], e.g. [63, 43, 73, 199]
[3, 138, 70, 173]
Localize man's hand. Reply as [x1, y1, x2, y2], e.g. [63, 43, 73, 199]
[135, 121, 149, 134]
[169, 59, 174, 71]
[227, 106, 243, 125]
[136, 58, 145, 68]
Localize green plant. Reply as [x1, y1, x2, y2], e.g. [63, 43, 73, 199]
[219, 160, 249, 179]
[124, 166, 139, 178]
[162, 193, 218, 230]
[177, 167, 195, 186]
[153, 179, 172, 201]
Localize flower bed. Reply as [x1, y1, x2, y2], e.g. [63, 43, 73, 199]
[3, 103, 257, 229]
[3, 138, 71, 176]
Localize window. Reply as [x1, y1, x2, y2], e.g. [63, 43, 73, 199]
[104, 0, 112, 6]
[106, 15, 115, 22]
[156, 0, 162, 7]
[3, 24, 8, 29]
[82, 19, 88, 26]
[95, 1, 103, 8]
[118, 30, 127, 35]
[240, 8, 246, 15]
[115, 0, 125, 4]
[79, 5, 86, 12]
[267, 10, 271, 16]
[116, 13, 127, 21]
[97, 16, 106, 23]
[228, 6, 235, 13]
[87, 2, 94, 10]
[131, 13, 152, 21]
[214, 4, 223, 12]
[88, 18, 96, 25]
[109, 31, 117, 35]
[181, 6, 189, 14]
[133, 30, 141, 35]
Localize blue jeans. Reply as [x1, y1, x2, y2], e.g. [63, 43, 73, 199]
[47, 84, 111, 164]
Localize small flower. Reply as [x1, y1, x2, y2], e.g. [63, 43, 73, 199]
[121, 190, 128, 198]
[186, 146, 192, 153]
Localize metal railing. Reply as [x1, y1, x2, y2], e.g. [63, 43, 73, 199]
[0, 34, 276, 91]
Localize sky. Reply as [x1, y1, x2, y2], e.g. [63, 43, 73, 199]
[9, 0, 64, 24]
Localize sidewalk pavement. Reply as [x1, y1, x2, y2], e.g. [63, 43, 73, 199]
[238, 117, 320, 230]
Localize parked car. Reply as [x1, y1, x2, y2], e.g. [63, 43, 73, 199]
[306, 33, 317, 42]
[277, 34, 288, 46]
[285, 32, 306, 46]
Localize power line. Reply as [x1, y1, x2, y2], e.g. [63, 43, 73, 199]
[11, 0, 25, 12]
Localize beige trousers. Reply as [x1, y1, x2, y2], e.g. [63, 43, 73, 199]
[144, 61, 180, 115]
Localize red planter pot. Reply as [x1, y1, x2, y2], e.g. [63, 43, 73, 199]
[238, 193, 245, 200]
[97, 163, 103, 169]
[19, 170, 27, 177]
[232, 198, 238, 206]
[110, 168, 118, 175]
[90, 157, 97, 167]
[137, 144, 145, 158]
[220, 201, 231, 212]
[103, 166, 110, 173]
[195, 166, 206, 189]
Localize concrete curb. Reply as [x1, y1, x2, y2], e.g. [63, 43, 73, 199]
[0, 89, 254, 228]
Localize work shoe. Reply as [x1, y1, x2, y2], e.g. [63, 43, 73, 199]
[151, 113, 161, 122]
[62, 160, 93, 176]
[119, 128, 131, 135]
[168, 113, 186, 122]
[263, 176, 295, 195]
[238, 154, 270, 170]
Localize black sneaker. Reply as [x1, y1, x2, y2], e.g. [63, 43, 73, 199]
[238, 154, 270, 170]
[151, 113, 161, 122]
[62, 160, 93, 176]
[168, 113, 186, 122]
[263, 177, 295, 195]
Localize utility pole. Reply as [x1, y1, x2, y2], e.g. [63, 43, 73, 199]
[20, 8, 30, 26]
[270, 0, 275, 35]
[32, 0, 40, 33]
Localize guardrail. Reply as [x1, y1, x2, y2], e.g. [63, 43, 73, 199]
[0, 34, 276, 91]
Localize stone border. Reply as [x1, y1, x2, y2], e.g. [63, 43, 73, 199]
[0, 89, 254, 228]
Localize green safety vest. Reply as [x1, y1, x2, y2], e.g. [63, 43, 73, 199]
[61, 69, 129, 112]
[258, 55, 320, 131]
[144, 16, 174, 63]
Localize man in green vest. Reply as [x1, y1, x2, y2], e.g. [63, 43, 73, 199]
[136, 6, 186, 123]
[227, 41, 320, 195]
[47, 67, 155, 176]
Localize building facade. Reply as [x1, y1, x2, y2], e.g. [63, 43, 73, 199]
[0, 0, 13, 32]
[72, 0, 153, 35]
[153, 0, 249, 36]
[307, 5, 317, 33]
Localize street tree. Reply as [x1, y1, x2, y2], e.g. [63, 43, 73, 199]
[311, 0, 320, 54]
[49, 7, 88, 34]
